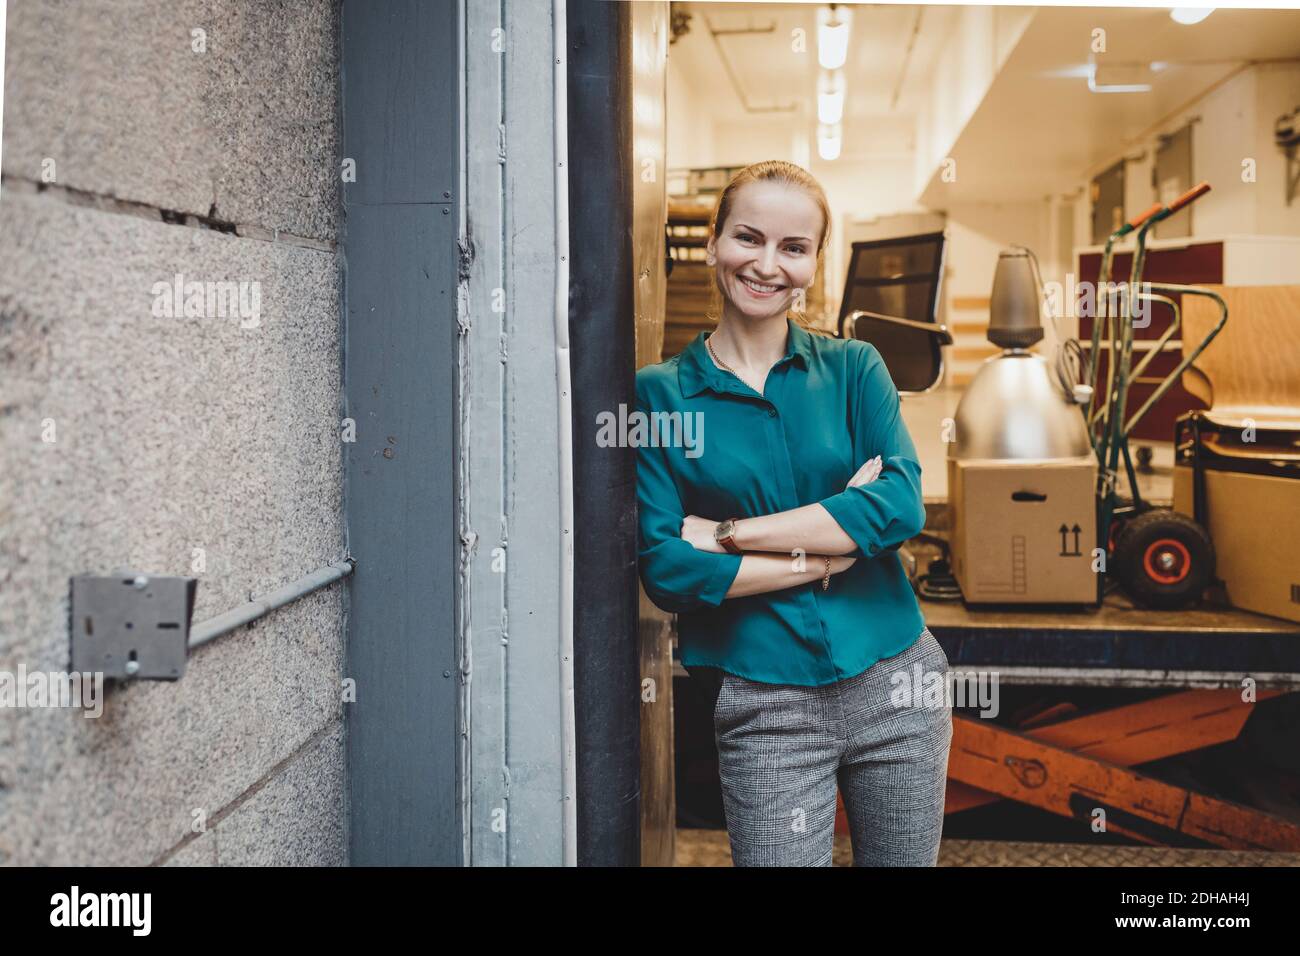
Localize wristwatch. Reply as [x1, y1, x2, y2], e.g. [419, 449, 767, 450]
[714, 518, 743, 555]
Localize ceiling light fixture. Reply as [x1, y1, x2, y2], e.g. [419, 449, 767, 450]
[1088, 61, 1153, 94]
[818, 70, 845, 125]
[817, 4, 852, 71]
[817, 123, 842, 161]
[1170, 8, 1214, 26]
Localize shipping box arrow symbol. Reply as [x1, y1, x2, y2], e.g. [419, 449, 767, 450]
[1060, 523, 1083, 556]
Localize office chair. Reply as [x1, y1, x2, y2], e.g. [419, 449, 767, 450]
[836, 231, 952, 394]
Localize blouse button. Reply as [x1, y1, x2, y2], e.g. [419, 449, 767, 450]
[767, 407, 777, 417]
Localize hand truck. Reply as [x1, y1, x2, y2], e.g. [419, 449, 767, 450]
[1081, 181, 1229, 609]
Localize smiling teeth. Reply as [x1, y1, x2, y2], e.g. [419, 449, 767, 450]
[741, 277, 781, 293]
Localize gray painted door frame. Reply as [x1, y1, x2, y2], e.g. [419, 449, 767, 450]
[341, 0, 462, 866]
[342, 0, 580, 865]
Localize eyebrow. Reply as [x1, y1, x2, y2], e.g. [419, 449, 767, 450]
[733, 223, 812, 243]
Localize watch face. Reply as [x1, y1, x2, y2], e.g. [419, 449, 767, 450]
[715, 520, 733, 540]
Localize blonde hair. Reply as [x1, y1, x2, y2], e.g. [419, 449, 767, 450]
[706, 160, 833, 337]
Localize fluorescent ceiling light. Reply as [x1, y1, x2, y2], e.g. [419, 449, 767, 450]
[817, 70, 845, 125]
[1041, 64, 1094, 80]
[817, 123, 841, 161]
[817, 5, 852, 71]
[1088, 62, 1152, 94]
[1170, 8, 1214, 25]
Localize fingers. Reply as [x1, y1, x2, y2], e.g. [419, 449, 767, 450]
[847, 455, 883, 488]
[848, 460, 881, 488]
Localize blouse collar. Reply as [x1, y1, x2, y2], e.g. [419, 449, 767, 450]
[677, 317, 813, 399]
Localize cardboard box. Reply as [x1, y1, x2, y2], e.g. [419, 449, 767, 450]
[948, 457, 1099, 604]
[1172, 464, 1300, 624]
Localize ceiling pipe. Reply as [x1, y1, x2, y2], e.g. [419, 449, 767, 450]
[890, 6, 924, 112]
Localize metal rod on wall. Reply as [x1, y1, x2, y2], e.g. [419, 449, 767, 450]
[189, 558, 355, 649]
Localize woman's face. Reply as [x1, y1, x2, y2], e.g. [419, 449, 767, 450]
[708, 180, 823, 323]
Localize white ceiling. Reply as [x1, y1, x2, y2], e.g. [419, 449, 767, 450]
[669, 3, 1300, 204]
[919, 5, 1300, 204]
[672, 2, 960, 157]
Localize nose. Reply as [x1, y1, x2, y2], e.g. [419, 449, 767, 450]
[754, 242, 779, 278]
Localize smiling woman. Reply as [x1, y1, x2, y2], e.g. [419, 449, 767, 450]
[704, 162, 829, 350]
[634, 159, 951, 867]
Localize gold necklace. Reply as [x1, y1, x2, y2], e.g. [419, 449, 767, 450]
[707, 334, 763, 395]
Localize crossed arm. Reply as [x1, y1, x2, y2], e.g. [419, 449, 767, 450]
[636, 342, 927, 613]
[680, 456, 882, 600]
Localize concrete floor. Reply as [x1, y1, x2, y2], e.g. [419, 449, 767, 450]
[674, 828, 1300, 867]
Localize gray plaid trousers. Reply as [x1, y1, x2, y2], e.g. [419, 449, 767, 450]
[709, 626, 953, 866]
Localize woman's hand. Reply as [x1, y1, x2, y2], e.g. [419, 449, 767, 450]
[846, 455, 882, 489]
[681, 515, 725, 553]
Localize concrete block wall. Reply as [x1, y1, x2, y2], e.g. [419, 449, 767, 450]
[0, 0, 345, 865]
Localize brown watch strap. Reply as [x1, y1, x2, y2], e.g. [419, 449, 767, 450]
[717, 518, 743, 555]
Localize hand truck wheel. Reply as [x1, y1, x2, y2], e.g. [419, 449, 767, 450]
[1112, 508, 1215, 610]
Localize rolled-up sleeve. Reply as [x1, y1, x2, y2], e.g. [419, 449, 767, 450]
[817, 342, 926, 558]
[635, 399, 743, 613]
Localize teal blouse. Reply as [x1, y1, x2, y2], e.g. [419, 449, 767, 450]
[635, 318, 928, 686]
